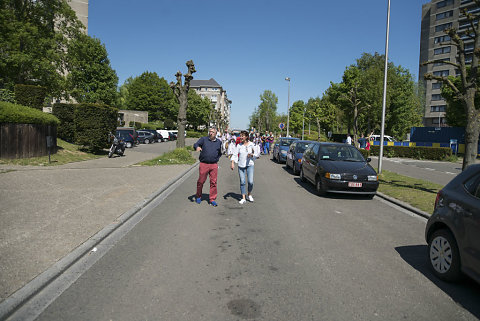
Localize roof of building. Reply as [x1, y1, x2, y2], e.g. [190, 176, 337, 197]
[190, 78, 221, 88]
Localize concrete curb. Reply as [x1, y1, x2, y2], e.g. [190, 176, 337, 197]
[375, 191, 431, 219]
[0, 161, 200, 321]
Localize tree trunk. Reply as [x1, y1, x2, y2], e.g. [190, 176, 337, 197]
[462, 90, 480, 170]
[177, 91, 187, 148]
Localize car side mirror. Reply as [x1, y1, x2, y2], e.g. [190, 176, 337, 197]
[366, 157, 371, 163]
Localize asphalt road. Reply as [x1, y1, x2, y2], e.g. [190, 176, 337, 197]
[370, 156, 464, 186]
[24, 155, 480, 320]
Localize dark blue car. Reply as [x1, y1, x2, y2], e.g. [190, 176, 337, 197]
[272, 137, 299, 163]
[286, 140, 316, 175]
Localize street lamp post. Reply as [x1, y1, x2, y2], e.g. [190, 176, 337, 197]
[302, 106, 305, 140]
[285, 77, 290, 137]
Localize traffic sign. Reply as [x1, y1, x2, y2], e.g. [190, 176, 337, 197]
[279, 123, 285, 130]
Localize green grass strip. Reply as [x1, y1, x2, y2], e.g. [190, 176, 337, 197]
[138, 147, 196, 166]
[377, 169, 444, 214]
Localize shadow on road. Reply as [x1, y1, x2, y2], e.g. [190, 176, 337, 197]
[396, 245, 480, 319]
[223, 192, 242, 201]
[188, 193, 211, 202]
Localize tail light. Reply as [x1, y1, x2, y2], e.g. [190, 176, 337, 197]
[298, 158, 302, 163]
[435, 190, 444, 209]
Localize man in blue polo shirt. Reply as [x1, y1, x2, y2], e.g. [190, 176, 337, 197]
[194, 127, 223, 206]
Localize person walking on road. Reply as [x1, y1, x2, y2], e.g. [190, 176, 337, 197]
[346, 134, 352, 145]
[358, 133, 367, 149]
[194, 127, 223, 207]
[231, 131, 260, 204]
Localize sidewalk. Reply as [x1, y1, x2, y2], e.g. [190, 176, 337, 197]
[0, 140, 197, 302]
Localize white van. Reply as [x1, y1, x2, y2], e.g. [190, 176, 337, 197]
[369, 135, 395, 142]
[156, 130, 170, 142]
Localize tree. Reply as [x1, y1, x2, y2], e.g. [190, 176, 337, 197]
[306, 96, 337, 141]
[257, 90, 278, 132]
[187, 89, 211, 130]
[0, 0, 83, 96]
[288, 100, 306, 136]
[126, 71, 177, 121]
[65, 33, 118, 105]
[423, 5, 480, 170]
[170, 60, 196, 148]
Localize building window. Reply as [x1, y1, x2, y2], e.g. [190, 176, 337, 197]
[436, 10, 454, 20]
[437, 0, 454, 8]
[431, 94, 444, 101]
[435, 22, 452, 32]
[432, 117, 446, 125]
[434, 46, 451, 55]
[432, 82, 443, 89]
[434, 35, 451, 43]
[434, 58, 450, 66]
[431, 105, 446, 112]
[433, 70, 449, 77]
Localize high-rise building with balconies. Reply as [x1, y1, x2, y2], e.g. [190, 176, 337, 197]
[190, 78, 231, 129]
[419, 0, 479, 127]
[68, 0, 88, 33]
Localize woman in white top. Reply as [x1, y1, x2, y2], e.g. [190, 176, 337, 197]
[230, 131, 260, 204]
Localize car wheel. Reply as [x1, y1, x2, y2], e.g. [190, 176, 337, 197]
[286, 159, 290, 169]
[293, 163, 299, 175]
[428, 229, 461, 282]
[126, 142, 132, 148]
[145, 139, 150, 144]
[315, 177, 327, 196]
[300, 168, 306, 182]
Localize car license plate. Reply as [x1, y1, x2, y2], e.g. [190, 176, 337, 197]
[348, 182, 362, 188]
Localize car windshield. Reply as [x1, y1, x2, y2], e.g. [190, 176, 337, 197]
[296, 142, 311, 153]
[319, 145, 365, 162]
[280, 140, 295, 147]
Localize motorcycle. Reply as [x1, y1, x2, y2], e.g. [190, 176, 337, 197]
[108, 133, 126, 158]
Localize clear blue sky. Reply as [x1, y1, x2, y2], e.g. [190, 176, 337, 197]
[89, 0, 429, 130]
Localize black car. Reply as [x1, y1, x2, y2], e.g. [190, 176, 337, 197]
[286, 140, 316, 175]
[139, 129, 162, 142]
[425, 164, 480, 284]
[300, 142, 379, 197]
[136, 131, 155, 144]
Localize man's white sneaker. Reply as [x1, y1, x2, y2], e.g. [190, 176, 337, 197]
[239, 199, 246, 204]
[248, 195, 254, 202]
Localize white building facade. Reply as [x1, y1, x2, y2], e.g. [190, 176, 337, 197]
[190, 78, 231, 129]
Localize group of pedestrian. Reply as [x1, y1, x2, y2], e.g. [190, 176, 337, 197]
[345, 132, 373, 151]
[194, 127, 260, 207]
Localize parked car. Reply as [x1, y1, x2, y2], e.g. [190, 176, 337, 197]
[115, 131, 135, 148]
[116, 127, 138, 145]
[139, 129, 162, 143]
[156, 130, 170, 142]
[136, 131, 155, 144]
[369, 134, 395, 142]
[425, 164, 480, 284]
[286, 140, 316, 175]
[272, 137, 299, 163]
[168, 132, 176, 141]
[300, 142, 379, 197]
[139, 129, 162, 142]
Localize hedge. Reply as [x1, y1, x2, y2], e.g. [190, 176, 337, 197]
[14, 84, 47, 110]
[357, 145, 452, 160]
[0, 101, 59, 126]
[187, 130, 207, 138]
[74, 103, 118, 151]
[0, 89, 15, 103]
[52, 103, 76, 142]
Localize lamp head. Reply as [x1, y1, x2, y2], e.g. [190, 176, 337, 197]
[285, 77, 290, 81]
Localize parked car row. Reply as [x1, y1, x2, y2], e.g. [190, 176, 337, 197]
[115, 128, 179, 148]
[272, 137, 480, 285]
[273, 137, 379, 198]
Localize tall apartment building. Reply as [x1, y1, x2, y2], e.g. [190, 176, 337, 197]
[419, 0, 479, 127]
[190, 78, 231, 129]
[68, 0, 88, 33]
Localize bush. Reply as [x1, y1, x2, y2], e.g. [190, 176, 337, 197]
[187, 130, 206, 138]
[74, 103, 118, 152]
[0, 89, 15, 103]
[369, 145, 452, 160]
[52, 103, 76, 142]
[0, 101, 59, 125]
[14, 84, 47, 110]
